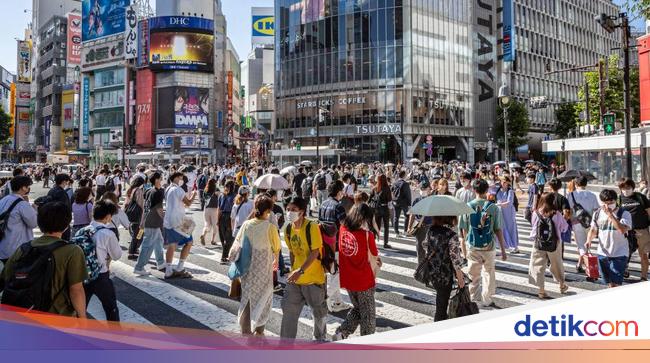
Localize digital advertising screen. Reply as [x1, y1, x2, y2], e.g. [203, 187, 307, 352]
[157, 86, 209, 130]
[148, 32, 214, 72]
[82, 0, 130, 42]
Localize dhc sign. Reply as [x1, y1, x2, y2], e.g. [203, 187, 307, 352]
[253, 16, 274, 36]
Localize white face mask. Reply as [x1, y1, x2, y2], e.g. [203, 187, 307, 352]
[177, 179, 185, 187]
[622, 189, 634, 197]
[607, 203, 617, 211]
[462, 181, 470, 188]
[286, 211, 301, 223]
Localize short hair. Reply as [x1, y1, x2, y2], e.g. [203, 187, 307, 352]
[575, 176, 589, 187]
[617, 177, 635, 190]
[93, 199, 118, 220]
[399, 171, 406, 179]
[354, 191, 369, 204]
[253, 195, 275, 219]
[548, 178, 562, 191]
[526, 172, 536, 180]
[265, 189, 278, 198]
[287, 197, 308, 212]
[472, 179, 489, 194]
[149, 172, 162, 185]
[599, 189, 618, 203]
[73, 187, 93, 204]
[461, 172, 473, 181]
[169, 172, 184, 183]
[102, 192, 119, 205]
[12, 167, 24, 177]
[54, 173, 71, 186]
[38, 202, 72, 234]
[138, 166, 146, 173]
[10, 176, 32, 192]
[298, 167, 304, 173]
[327, 180, 344, 197]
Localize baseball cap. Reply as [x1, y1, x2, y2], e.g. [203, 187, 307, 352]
[238, 186, 250, 195]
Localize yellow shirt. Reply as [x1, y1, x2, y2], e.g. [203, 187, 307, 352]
[285, 219, 326, 285]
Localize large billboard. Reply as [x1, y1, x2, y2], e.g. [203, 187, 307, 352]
[502, 0, 515, 62]
[80, 76, 90, 149]
[16, 41, 31, 83]
[135, 69, 154, 146]
[67, 13, 82, 64]
[136, 19, 150, 67]
[158, 87, 209, 130]
[124, 5, 138, 60]
[252, 7, 274, 46]
[82, 0, 131, 42]
[148, 16, 214, 72]
[62, 89, 75, 130]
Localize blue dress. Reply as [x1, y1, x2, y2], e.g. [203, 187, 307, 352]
[496, 188, 519, 249]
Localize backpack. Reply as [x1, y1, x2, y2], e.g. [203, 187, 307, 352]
[0, 240, 67, 311]
[70, 225, 105, 283]
[285, 221, 338, 274]
[467, 202, 494, 249]
[414, 226, 455, 289]
[570, 193, 592, 229]
[105, 176, 116, 193]
[197, 175, 208, 190]
[315, 174, 327, 191]
[619, 193, 650, 228]
[0, 198, 24, 241]
[125, 199, 143, 223]
[535, 212, 558, 252]
[301, 177, 313, 198]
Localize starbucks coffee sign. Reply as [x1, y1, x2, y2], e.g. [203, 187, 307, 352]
[355, 124, 402, 135]
[296, 96, 366, 109]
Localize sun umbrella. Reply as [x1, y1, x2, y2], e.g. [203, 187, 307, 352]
[557, 170, 596, 182]
[409, 195, 474, 217]
[509, 162, 521, 169]
[254, 174, 290, 190]
[493, 161, 507, 166]
[280, 166, 297, 175]
[385, 163, 395, 167]
[410, 158, 421, 164]
[300, 160, 312, 167]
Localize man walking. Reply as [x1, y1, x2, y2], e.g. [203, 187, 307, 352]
[162, 172, 196, 279]
[0, 176, 38, 263]
[391, 170, 412, 237]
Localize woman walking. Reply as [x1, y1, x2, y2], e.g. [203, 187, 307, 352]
[496, 176, 520, 254]
[217, 181, 237, 263]
[333, 203, 381, 340]
[228, 195, 281, 336]
[369, 174, 392, 249]
[200, 179, 220, 246]
[71, 187, 94, 236]
[528, 193, 569, 298]
[101, 192, 131, 241]
[435, 178, 452, 196]
[125, 177, 146, 260]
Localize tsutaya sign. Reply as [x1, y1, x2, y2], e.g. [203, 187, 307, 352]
[355, 124, 401, 135]
[297, 96, 366, 109]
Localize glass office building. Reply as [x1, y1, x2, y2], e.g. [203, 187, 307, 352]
[274, 0, 475, 163]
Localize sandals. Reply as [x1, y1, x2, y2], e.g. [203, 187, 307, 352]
[560, 284, 569, 294]
[538, 291, 548, 299]
[164, 270, 194, 279]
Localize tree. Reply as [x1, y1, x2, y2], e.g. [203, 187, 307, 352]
[495, 100, 530, 158]
[554, 102, 579, 139]
[0, 106, 11, 146]
[624, 0, 649, 19]
[575, 55, 641, 128]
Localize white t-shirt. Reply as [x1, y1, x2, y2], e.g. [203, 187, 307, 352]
[455, 187, 474, 204]
[163, 185, 187, 229]
[591, 208, 632, 258]
[568, 189, 600, 219]
[96, 174, 106, 186]
[343, 183, 355, 197]
[231, 200, 254, 237]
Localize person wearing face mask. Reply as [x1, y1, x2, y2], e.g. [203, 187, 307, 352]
[528, 193, 569, 299]
[47, 174, 73, 240]
[585, 189, 633, 288]
[639, 180, 649, 199]
[228, 195, 280, 336]
[162, 172, 197, 279]
[496, 176, 520, 254]
[568, 176, 600, 274]
[0, 176, 38, 263]
[617, 178, 650, 281]
[407, 181, 434, 263]
[455, 172, 474, 203]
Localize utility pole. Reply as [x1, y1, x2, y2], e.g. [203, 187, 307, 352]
[598, 58, 606, 131]
[584, 82, 590, 135]
[622, 15, 632, 179]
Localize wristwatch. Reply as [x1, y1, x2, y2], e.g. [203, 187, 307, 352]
[298, 268, 305, 275]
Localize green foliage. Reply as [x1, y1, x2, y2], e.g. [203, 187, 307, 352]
[495, 100, 530, 157]
[554, 102, 579, 138]
[0, 106, 12, 145]
[624, 0, 650, 19]
[575, 55, 640, 128]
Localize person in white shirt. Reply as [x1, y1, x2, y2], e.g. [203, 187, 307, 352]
[585, 189, 632, 288]
[163, 172, 196, 278]
[95, 169, 108, 199]
[455, 172, 475, 204]
[567, 176, 601, 273]
[84, 199, 122, 321]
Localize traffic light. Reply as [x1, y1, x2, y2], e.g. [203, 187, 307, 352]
[603, 113, 615, 135]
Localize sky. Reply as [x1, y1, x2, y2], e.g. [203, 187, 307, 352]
[0, 0, 645, 75]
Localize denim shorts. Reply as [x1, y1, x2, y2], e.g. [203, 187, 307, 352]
[163, 228, 193, 246]
[598, 255, 627, 285]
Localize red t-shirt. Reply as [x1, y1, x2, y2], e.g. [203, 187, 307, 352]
[338, 225, 378, 292]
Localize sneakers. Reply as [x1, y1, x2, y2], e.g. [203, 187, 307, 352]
[328, 301, 351, 313]
[133, 269, 151, 276]
[273, 284, 283, 292]
[127, 254, 139, 261]
[199, 235, 206, 246]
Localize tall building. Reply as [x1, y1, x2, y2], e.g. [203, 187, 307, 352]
[509, 0, 620, 140]
[0, 67, 15, 113]
[274, 0, 475, 163]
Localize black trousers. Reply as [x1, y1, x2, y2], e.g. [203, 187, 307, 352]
[393, 205, 409, 234]
[84, 272, 120, 322]
[218, 213, 234, 260]
[128, 222, 141, 255]
[434, 283, 454, 322]
[374, 210, 390, 246]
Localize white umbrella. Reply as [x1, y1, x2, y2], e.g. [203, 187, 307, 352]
[300, 160, 312, 167]
[254, 174, 290, 190]
[410, 158, 421, 164]
[385, 163, 395, 167]
[409, 195, 474, 216]
[509, 162, 521, 169]
[280, 166, 297, 175]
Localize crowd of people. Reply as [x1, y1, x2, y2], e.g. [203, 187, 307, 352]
[0, 159, 648, 340]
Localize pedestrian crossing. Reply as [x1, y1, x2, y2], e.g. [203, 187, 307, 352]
[73, 204, 648, 341]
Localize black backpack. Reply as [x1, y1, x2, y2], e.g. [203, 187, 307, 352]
[414, 226, 455, 289]
[301, 177, 313, 198]
[105, 176, 116, 193]
[0, 198, 24, 241]
[535, 212, 558, 252]
[570, 193, 592, 229]
[285, 221, 338, 274]
[125, 199, 143, 223]
[315, 174, 327, 191]
[1, 240, 68, 311]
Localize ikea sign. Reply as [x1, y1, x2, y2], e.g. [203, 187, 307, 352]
[252, 16, 274, 37]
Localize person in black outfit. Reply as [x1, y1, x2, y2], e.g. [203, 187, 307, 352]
[369, 174, 393, 249]
[391, 170, 412, 237]
[617, 177, 650, 280]
[47, 174, 73, 240]
[292, 167, 307, 197]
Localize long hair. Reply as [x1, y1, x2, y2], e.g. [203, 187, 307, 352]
[251, 195, 274, 220]
[343, 203, 375, 232]
[102, 192, 120, 208]
[205, 179, 217, 195]
[537, 192, 557, 215]
[375, 174, 389, 194]
[127, 176, 145, 198]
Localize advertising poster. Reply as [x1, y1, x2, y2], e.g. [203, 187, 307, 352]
[124, 5, 138, 60]
[148, 32, 214, 71]
[16, 41, 31, 82]
[9, 83, 15, 141]
[15, 107, 30, 151]
[135, 69, 154, 145]
[503, 0, 515, 62]
[81, 76, 90, 149]
[62, 90, 75, 130]
[136, 19, 149, 67]
[252, 7, 274, 46]
[82, 0, 131, 42]
[173, 87, 209, 129]
[67, 13, 82, 64]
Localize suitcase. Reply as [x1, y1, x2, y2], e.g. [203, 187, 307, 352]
[585, 254, 600, 279]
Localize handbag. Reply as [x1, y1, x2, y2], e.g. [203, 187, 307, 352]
[228, 278, 241, 300]
[406, 218, 424, 237]
[584, 252, 600, 279]
[447, 286, 479, 319]
[366, 231, 380, 276]
[228, 235, 252, 280]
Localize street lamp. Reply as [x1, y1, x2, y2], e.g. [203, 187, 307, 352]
[595, 12, 632, 179]
[196, 125, 203, 166]
[498, 85, 511, 169]
[317, 107, 328, 168]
